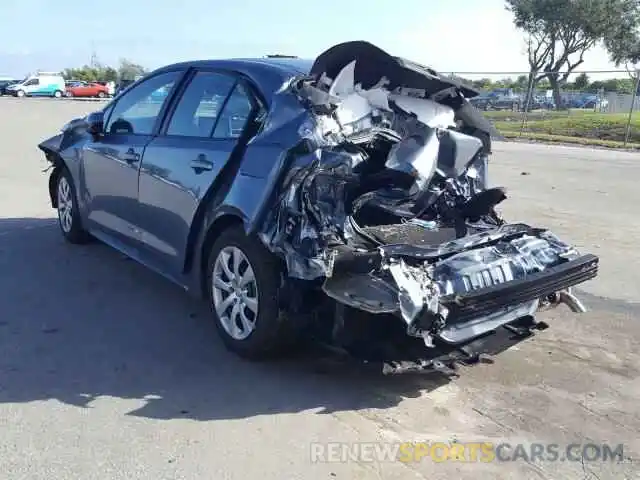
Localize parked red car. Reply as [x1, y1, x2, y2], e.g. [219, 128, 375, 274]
[65, 81, 110, 98]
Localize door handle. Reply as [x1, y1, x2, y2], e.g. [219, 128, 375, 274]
[190, 154, 213, 173]
[123, 148, 140, 164]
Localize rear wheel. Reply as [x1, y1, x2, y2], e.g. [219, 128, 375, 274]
[206, 226, 293, 359]
[55, 168, 91, 244]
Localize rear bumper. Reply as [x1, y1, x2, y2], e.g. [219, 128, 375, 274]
[323, 241, 600, 345]
[433, 253, 599, 326]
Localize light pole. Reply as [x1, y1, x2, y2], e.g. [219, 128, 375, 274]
[624, 68, 640, 147]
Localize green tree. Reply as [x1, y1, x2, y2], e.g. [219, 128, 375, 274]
[587, 78, 636, 93]
[62, 64, 118, 82]
[573, 72, 589, 90]
[603, 1, 640, 91]
[604, 1, 640, 67]
[102, 66, 118, 82]
[494, 77, 514, 88]
[506, 0, 640, 108]
[118, 58, 147, 81]
[471, 78, 494, 90]
[514, 74, 529, 90]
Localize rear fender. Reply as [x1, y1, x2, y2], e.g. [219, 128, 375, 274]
[194, 208, 248, 298]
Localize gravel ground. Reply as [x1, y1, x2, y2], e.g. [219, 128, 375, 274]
[0, 97, 638, 480]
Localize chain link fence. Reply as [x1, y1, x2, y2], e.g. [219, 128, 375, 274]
[447, 70, 640, 147]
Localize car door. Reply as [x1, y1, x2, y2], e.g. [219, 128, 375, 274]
[87, 83, 100, 96]
[23, 78, 39, 95]
[80, 69, 185, 250]
[70, 83, 84, 96]
[80, 82, 93, 96]
[136, 69, 263, 275]
[77, 83, 91, 96]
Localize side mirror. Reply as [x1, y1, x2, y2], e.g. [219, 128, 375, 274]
[86, 111, 104, 136]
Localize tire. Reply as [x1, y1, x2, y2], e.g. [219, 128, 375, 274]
[53, 90, 63, 98]
[206, 225, 292, 359]
[15, 90, 25, 98]
[65, 91, 73, 97]
[97, 91, 106, 98]
[55, 167, 91, 244]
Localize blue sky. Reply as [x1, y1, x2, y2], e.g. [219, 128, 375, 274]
[0, 0, 623, 79]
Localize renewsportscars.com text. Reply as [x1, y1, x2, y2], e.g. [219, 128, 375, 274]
[310, 442, 625, 464]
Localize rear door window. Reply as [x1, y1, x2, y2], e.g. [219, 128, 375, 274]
[166, 71, 236, 138]
[212, 83, 255, 139]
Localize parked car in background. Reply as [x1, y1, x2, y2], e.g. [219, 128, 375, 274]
[0, 78, 21, 95]
[581, 95, 609, 110]
[470, 88, 522, 111]
[65, 81, 110, 98]
[106, 81, 116, 96]
[65, 80, 84, 88]
[37, 41, 599, 373]
[6, 72, 66, 97]
[526, 95, 555, 110]
[559, 93, 608, 111]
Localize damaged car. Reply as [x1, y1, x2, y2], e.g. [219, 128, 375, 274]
[38, 41, 599, 374]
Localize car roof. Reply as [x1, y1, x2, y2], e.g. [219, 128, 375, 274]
[230, 57, 314, 75]
[151, 57, 314, 100]
[160, 57, 313, 75]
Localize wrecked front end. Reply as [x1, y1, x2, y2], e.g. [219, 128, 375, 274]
[258, 41, 599, 372]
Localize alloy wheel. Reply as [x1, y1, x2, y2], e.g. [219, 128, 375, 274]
[57, 176, 73, 233]
[211, 246, 259, 341]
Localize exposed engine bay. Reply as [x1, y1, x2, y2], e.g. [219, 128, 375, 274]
[258, 41, 599, 369]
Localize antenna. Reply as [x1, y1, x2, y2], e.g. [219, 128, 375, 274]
[90, 42, 98, 67]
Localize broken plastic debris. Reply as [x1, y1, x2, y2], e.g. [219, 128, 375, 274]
[387, 260, 430, 325]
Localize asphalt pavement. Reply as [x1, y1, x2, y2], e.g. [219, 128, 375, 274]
[0, 97, 638, 480]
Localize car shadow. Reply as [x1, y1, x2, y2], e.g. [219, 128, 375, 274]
[0, 217, 452, 421]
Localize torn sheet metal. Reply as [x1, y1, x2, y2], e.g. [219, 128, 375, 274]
[385, 259, 448, 347]
[258, 146, 363, 280]
[254, 40, 598, 348]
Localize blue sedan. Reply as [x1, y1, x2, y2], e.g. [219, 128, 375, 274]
[37, 41, 598, 372]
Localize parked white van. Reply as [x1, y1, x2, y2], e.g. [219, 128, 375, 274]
[6, 72, 66, 98]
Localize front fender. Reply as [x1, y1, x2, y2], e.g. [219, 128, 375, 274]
[38, 133, 65, 158]
[37, 131, 88, 215]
